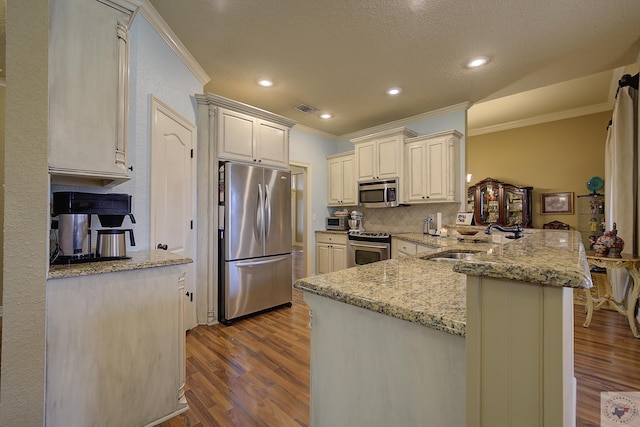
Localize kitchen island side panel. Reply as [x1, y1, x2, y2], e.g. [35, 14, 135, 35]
[304, 292, 465, 427]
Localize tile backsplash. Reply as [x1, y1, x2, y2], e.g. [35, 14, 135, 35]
[353, 203, 461, 234]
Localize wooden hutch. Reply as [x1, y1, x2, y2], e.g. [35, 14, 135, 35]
[467, 177, 533, 227]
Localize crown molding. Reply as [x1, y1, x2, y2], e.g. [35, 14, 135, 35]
[338, 101, 472, 141]
[138, 0, 210, 85]
[468, 101, 613, 137]
[196, 93, 296, 128]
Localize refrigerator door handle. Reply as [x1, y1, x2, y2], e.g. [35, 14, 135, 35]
[264, 184, 271, 241]
[235, 255, 290, 268]
[256, 183, 264, 244]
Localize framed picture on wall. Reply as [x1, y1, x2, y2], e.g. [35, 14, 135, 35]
[541, 192, 574, 214]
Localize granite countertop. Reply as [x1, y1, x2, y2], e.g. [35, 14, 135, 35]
[295, 229, 592, 337]
[48, 249, 193, 279]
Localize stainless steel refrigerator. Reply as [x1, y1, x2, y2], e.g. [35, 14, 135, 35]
[219, 162, 292, 325]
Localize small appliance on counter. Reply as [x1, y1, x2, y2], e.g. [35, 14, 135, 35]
[326, 215, 350, 230]
[50, 191, 136, 265]
[348, 211, 365, 233]
[423, 212, 442, 236]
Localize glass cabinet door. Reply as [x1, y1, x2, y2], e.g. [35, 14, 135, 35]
[480, 184, 500, 224]
[467, 191, 475, 213]
[505, 189, 524, 225]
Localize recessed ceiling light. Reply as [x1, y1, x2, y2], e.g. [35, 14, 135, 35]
[258, 79, 273, 87]
[386, 87, 402, 96]
[319, 113, 332, 119]
[467, 56, 489, 68]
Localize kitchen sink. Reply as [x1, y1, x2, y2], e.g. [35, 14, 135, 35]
[420, 250, 480, 264]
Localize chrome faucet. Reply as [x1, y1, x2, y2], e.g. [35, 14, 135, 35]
[485, 222, 524, 239]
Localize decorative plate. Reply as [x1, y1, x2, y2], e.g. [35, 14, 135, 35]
[587, 176, 603, 192]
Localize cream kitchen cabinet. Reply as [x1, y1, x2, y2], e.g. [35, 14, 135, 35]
[197, 94, 296, 169]
[316, 232, 348, 274]
[351, 127, 418, 182]
[391, 236, 437, 259]
[327, 151, 357, 206]
[48, 0, 136, 186]
[404, 130, 462, 203]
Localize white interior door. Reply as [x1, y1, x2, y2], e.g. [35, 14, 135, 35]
[150, 96, 197, 330]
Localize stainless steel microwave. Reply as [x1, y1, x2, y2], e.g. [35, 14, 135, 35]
[326, 216, 349, 230]
[358, 179, 399, 208]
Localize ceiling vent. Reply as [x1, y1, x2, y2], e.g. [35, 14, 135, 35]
[294, 104, 319, 114]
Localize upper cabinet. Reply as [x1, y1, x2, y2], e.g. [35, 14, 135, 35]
[403, 130, 462, 203]
[351, 127, 418, 182]
[49, 0, 138, 186]
[327, 152, 357, 207]
[198, 94, 296, 169]
[467, 177, 533, 227]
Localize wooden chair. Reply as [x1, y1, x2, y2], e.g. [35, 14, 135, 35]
[543, 220, 570, 230]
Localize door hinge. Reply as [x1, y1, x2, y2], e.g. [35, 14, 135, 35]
[190, 220, 193, 229]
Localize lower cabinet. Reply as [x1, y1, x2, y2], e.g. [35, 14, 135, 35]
[45, 264, 188, 426]
[316, 232, 348, 274]
[391, 237, 437, 259]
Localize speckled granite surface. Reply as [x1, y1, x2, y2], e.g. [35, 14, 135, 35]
[48, 250, 193, 279]
[295, 229, 592, 336]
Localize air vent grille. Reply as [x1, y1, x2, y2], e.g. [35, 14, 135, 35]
[294, 104, 319, 114]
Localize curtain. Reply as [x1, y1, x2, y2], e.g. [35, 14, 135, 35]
[604, 73, 638, 301]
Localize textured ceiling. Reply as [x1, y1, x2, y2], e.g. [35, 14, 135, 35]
[147, 0, 640, 137]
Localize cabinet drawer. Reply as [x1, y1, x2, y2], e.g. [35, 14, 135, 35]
[416, 244, 437, 254]
[396, 240, 417, 255]
[316, 232, 348, 245]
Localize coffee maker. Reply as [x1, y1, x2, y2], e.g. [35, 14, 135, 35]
[51, 192, 136, 264]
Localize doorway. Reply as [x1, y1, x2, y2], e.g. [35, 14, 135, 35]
[290, 161, 310, 283]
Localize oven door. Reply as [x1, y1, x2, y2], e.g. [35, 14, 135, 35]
[348, 240, 390, 267]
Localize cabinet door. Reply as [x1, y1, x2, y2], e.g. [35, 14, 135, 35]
[356, 141, 376, 181]
[217, 108, 256, 163]
[49, 0, 132, 184]
[377, 136, 401, 179]
[316, 243, 331, 274]
[327, 157, 344, 206]
[328, 154, 357, 206]
[405, 141, 427, 202]
[256, 120, 289, 168]
[341, 156, 357, 205]
[425, 138, 447, 200]
[331, 244, 347, 272]
[504, 189, 524, 226]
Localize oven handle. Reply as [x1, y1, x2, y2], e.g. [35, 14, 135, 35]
[349, 242, 389, 250]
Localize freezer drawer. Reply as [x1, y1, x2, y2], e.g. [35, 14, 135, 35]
[222, 254, 292, 322]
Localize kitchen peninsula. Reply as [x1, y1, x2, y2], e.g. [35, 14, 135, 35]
[295, 229, 591, 427]
[46, 250, 192, 426]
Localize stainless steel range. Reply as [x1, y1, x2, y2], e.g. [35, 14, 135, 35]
[347, 231, 391, 267]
